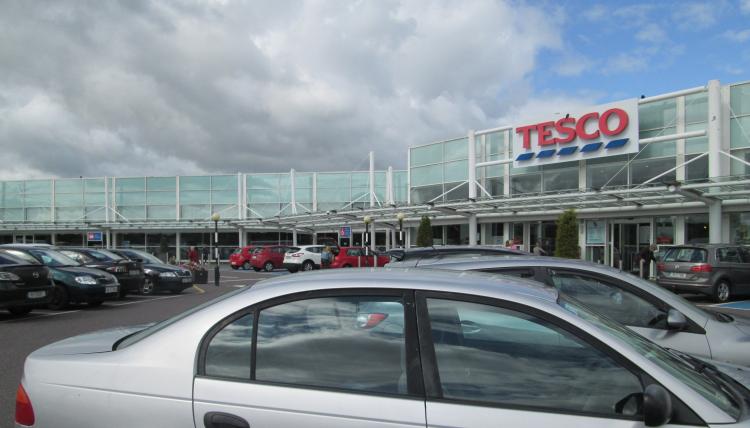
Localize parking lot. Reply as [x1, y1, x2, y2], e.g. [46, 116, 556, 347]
[0, 266, 276, 427]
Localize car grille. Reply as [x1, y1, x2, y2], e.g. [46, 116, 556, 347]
[178, 270, 192, 277]
[97, 277, 114, 285]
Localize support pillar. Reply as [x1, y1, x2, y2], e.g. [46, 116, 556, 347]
[468, 130, 477, 200]
[176, 232, 181, 262]
[468, 214, 478, 247]
[312, 233, 317, 245]
[292, 228, 298, 246]
[369, 151, 375, 208]
[370, 220, 377, 253]
[385, 228, 391, 250]
[709, 202, 722, 244]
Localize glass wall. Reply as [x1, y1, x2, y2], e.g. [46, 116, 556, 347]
[730, 83, 750, 176]
[410, 138, 469, 203]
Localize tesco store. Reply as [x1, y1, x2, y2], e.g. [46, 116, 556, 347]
[1, 78, 749, 275]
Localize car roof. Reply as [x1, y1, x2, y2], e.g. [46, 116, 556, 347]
[0, 243, 54, 248]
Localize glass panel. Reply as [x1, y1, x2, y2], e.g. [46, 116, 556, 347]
[730, 149, 750, 176]
[444, 138, 468, 161]
[180, 190, 210, 204]
[25, 180, 52, 194]
[393, 171, 408, 203]
[205, 313, 254, 380]
[316, 188, 348, 203]
[84, 193, 105, 206]
[248, 189, 280, 203]
[350, 173, 369, 188]
[295, 173, 313, 188]
[730, 213, 750, 245]
[543, 168, 578, 192]
[85, 178, 105, 193]
[55, 179, 83, 194]
[2, 181, 24, 194]
[685, 92, 708, 124]
[630, 158, 676, 185]
[116, 192, 145, 205]
[211, 205, 237, 219]
[411, 144, 443, 167]
[147, 205, 176, 219]
[639, 99, 676, 130]
[55, 207, 84, 221]
[639, 127, 676, 139]
[445, 181, 468, 201]
[638, 140, 675, 158]
[115, 178, 145, 192]
[146, 191, 176, 205]
[295, 187, 312, 203]
[443, 160, 468, 183]
[730, 82, 750, 116]
[118, 206, 145, 220]
[486, 177, 504, 197]
[256, 296, 406, 395]
[426, 298, 642, 415]
[212, 175, 237, 190]
[411, 164, 443, 187]
[24, 193, 52, 207]
[85, 206, 106, 221]
[25, 207, 51, 221]
[146, 177, 176, 191]
[486, 131, 506, 155]
[511, 174, 541, 195]
[730, 116, 750, 149]
[181, 204, 211, 220]
[180, 176, 211, 190]
[55, 193, 83, 207]
[212, 190, 237, 205]
[1, 208, 23, 221]
[587, 162, 627, 189]
[685, 123, 708, 154]
[411, 185, 443, 204]
[1, 193, 23, 208]
[686, 154, 709, 182]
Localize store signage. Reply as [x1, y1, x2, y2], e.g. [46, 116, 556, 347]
[87, 231, 103, 242]
[512, 99, 639, 167]
[339, 226, 351, 238]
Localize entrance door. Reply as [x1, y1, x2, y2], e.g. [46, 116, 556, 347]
[611, 223, 651, 274]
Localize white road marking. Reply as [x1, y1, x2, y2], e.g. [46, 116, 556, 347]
[110, 295, 184, 306]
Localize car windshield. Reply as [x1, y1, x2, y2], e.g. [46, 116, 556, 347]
[28, 249, 82, 267]
[87, 249, 124, 261]
[124, 250, 162, 264]
[558, 295, 741, 419]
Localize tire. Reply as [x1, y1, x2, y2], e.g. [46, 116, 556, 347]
[264, 261, 274, 272]
[287, 267, 298, 273]
[88, 300, 104, 307]
[713, 280, 731, 303]
[119, 287, 129, 299]
[243, 262, 251, 271]
[170, 289, 183, 295]
[253, 267, 261, 272]
[302, 260, 314, 272]
[231, 265, 239, 270]
[343, 264, 352, 268]
[8, 307, 32, 316]
[141, 277, 155, 295]
[47, 283, 69, 311]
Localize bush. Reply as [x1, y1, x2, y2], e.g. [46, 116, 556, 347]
[416, 216, 434, 247]
[555, 209, 579, 259]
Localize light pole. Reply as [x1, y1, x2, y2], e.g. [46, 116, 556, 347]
[397, 212, 405, 247]
[363, 215, 372, 256]
[211, 212, 221, 287]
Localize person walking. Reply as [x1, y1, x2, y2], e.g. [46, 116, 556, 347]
[321, 245, 333, 268]
[638, 244, 657, 279]
[532, 241, 547, 256]
[187, 246, 200, 264]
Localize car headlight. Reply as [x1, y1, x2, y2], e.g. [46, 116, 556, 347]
[75, 276, 98, 285]
[0, 272, 21, 281]
[143, 268, 155, 275]
[159, 272, 177, 278]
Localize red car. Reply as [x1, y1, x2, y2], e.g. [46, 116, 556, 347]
[229, 246, 256, 270]
[329, 247, 389, 268]
[250, 245, 289, 272]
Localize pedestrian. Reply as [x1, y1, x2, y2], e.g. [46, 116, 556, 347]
[532, 241, 547, 256]
[638, 244, 657, 279]
[321, 245, 333, 268]
[187, 246, 200, 264]
[612, 246, 622, 269]
[505, 240, 513, 248]
[201, 246, 209, 262]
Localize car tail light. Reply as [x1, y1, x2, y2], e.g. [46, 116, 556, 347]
[656, 263, 665, 272]
[690, 264, 712, 273]
[356, 313, 388, 329]
[292, 253, 303, 257]
[15, 383, 34, 426]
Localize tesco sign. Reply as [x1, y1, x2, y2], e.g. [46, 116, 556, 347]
[512, 99, 638, 167]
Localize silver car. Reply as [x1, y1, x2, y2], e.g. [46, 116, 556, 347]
[16, 269, 750, 427]
[389, 255, 750, 368]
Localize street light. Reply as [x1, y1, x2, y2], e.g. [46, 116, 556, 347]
[397, 212, 405, 247]
[363, 215, 372, 256]
[211, 212, 221, 287]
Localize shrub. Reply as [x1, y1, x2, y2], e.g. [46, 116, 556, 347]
[555, 209, 580, 259]
[416, 215, 434, 247]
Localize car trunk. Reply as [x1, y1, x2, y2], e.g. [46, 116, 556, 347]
[659, 247, 710, 281]
[31, 324, 152, 356]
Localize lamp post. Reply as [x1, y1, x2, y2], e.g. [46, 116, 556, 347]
[363, 215, 372, 256]
[211, 213, 221, 287]
[397, 212, 405, 247]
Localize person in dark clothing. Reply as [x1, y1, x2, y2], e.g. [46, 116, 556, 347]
[639, 244, 657, 279]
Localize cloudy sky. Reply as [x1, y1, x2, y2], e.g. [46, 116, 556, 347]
[1, 0, 748, 180]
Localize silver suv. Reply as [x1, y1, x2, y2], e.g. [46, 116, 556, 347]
[656, 245, 750, 303]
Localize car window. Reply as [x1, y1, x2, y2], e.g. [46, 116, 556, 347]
[255, 296, 407, 395]
[717, 248, 742, 263]
[60, 250, 92, 264]
[204, 313, 254, 380]
[484, 268, 536, 279]
[347, 249, 362, 257]
[426, 298, 643, 417]
[548, 270, 667, 329]
[0, 250, 41, 265]
[740, 248, 750, 263]
[662, 247, 707, 263]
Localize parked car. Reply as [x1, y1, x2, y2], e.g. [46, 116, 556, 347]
[16, 269, 750, 428]
[389, 255, 750, 367]
[229, 246, 256, 270]
[110, 249, 194, 294]
[385, 245, 527, 265]
[249, 245, 289, 272]
[0, 251, 53, 316]
[0, 246, 119, 310]
[283, 245, 324, 272]
[330, 246, 390, 268]
[58, 248, 144, 298]
[656, 244, 750, 303]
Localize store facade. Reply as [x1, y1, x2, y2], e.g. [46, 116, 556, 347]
[1, 79, 749, 274]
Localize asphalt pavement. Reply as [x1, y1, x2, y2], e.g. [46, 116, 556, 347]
[0, 266, 275, 428]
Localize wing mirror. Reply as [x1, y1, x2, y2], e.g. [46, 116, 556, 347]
[666, 309, 687, 331]
[644, 384, 672, 426]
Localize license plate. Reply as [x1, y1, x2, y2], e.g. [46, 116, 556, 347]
[667, 272, 688, 279]
[105, 286, 118, 294]
[27, 291, 46, 299]
[129, 270, 141, 276]
[182, 278, 192, 283]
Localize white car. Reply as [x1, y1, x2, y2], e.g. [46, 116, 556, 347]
[14, 269, 750, 428]
[282, 245, 323, 272]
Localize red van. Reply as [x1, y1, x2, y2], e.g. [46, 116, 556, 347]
[229, 246, 255, 270]
[250, 245, 289, 272]
[329, 247, 389, 268]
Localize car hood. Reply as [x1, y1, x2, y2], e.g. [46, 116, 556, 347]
[144, 263, 187, 273]
[31, 323, 154, 356]
[53, 266, 114, 278]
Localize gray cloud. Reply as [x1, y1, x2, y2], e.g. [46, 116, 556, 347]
[0, 0, 563, 179]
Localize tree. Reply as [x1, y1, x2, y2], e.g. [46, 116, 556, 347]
[555, 209, 579, 259]
[416, 215, 434, 247]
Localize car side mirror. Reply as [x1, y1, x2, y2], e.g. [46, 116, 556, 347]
[644, 384, 672, 426]
[666, 309, 687, 331]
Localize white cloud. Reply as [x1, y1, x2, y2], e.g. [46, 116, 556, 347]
[672, 2, 721, 29]
[0, 0, 565, 179]
[636, 24, 669, 44]
[723, 28, 750, 42]
[720, 65, 745, 75]
[555, 52, 594, 76]
[742, 0, 750, 13]
[603, 52, 650, 74]
[583, 4, 607, 21]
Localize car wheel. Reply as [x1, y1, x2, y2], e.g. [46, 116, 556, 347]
[253, 267, 261, 272]
[302, 261, 314, 271]
[141, 277, 155, 295]
[47, 283, 69, 311]
[264, 261, 274, 272]
[7, 307, 32, 316]
[88, 300, 104, 307]
[343, 264, 352, 268]
[231, 265, 239, 270]
[713, 280, 731, 303]
[170, 289, 183, 295]
[243, 262, 251, 271]
[118, 287, 128, 299]
[287, 267, 298, 273]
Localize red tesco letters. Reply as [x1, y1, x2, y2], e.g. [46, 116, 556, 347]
[517, 108, 629, 149]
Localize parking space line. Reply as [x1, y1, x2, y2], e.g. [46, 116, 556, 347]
[0, 309, 82, 323]
[110, 295, 184, 307]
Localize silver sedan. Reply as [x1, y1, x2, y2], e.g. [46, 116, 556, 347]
[16, 269, 750, 427]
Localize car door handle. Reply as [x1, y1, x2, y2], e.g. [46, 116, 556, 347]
[204, 412, 250, 428]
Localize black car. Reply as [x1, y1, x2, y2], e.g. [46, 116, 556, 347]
[0, 251, 53, 316]
[110, 249, 193, 295]
[385, 245, 528, 266]
[58, 248, 144, 298]
[0, 246, 120, 310]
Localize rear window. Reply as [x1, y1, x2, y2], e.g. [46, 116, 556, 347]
[287, 247, 300, 253]
[662, 247, 708, 263]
